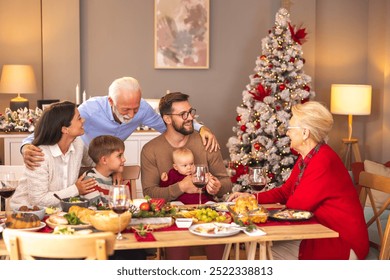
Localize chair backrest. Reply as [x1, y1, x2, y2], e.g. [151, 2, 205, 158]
[358, 171, 390, 259]
[122, 165, 141, 200]
[0, 165, 25, 211]
[2, 229, 116, 260]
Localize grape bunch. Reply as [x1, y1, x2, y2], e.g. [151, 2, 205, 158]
[194, 208, 227, 223]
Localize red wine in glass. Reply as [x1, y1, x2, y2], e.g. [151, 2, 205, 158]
[0, 188, 16, 198]
[249, 183, 266, 192]
[111, 205, 129, 215]
[193, 182, 207, 189]
[192, 164, 209, 206]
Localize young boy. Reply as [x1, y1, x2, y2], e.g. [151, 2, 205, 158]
[82, 135, 125, 204]
[85, 135, 146, 260]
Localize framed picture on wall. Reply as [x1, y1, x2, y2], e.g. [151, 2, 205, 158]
[154, 0, 210, 69]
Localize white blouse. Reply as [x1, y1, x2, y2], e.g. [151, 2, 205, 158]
[11, 137, 94, 208]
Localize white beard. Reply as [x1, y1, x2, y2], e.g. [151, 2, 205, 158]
[112, 106, 132, 124]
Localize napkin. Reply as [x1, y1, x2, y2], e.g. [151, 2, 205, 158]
[134, 232, 156, 242]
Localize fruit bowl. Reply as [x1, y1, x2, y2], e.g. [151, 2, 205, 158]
[89, 210, 132, 233]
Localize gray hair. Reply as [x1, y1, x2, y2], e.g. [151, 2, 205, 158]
[108, 77, 141, 103]
[292, 101, 334, 143]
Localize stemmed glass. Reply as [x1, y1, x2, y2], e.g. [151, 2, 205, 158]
[0, 173, 18, 219]
[108, 185, 130, 240]
[248, 167, 267, 200]
[192, 164, 209, 207]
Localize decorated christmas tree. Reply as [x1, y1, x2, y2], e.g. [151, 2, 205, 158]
[226, 8, 315, 192]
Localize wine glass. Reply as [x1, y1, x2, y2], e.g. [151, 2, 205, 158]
[108, 185, 131, 240]
[226, 161, 236, 177]
[248, 167, 267, 200]
[192, 164, 209, 207]
[0, 173, 18, 218]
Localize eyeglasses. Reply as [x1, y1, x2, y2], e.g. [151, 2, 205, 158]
[166, 108, 197, 120]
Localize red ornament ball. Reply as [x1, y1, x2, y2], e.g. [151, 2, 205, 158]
[236, 115, 241, 122]
[289, 57, 295, 63]
[254, 143, 261, 151]
[240, 125, 247, 132]
[303, 85, 310, 91]
[268, 64, 273, 68]
[255, 122, 261, 129]
[279, 84, 286, 90]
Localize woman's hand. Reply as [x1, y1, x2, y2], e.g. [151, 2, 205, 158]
[22, 144, 45, 170]
[227, 192, 252, 202]
[199, 126, 220, 152]
[205, 174, 221, 195]
[76, 174, 97, 195]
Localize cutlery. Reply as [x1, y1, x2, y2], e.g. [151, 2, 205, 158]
[53, 193, 63, 202]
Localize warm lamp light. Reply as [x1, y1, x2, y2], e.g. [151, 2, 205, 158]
[330, 84, 372, 169]
[331, 84, 372, 140]
[0, 64, 37, 111]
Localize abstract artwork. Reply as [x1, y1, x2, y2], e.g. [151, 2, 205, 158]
[154, 0, 209, 69]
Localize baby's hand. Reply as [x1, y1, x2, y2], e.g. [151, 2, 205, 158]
[161, 172, 168, 182]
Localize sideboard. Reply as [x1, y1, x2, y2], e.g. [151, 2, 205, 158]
[0, 131, 160, 198]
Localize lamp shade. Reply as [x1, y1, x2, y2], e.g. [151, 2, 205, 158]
[0, 64, 37, 94]
[330, 84, 372, 115]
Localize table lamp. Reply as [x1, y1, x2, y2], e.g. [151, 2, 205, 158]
[0, 64, 37, 111]
[330, 84, 372, 168]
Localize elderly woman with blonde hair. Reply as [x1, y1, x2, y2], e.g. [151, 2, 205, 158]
[229, 101, 369, 260]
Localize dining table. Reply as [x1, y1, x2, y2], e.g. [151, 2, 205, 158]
[0, 204, 339, 260]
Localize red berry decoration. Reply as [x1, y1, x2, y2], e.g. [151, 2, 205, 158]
[254, 143, 261, 151]
[279, 84, 286, 90]
[236, 115, 241, 122]
[289, 57, 295, 63]
[255, 122, 261, 129]
[240, 125, 247, 132]
[268, 64, 273, 68]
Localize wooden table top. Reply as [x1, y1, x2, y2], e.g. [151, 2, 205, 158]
[0, 217, 338, 259]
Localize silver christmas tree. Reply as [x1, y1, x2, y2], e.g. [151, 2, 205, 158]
[227, 8, 315, 192]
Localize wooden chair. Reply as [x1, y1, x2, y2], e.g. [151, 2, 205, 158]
[122, 165, 141, 200]
[358, 171, 390, 259]
[79, 165, 140, 200]
[2, 229, 116, 260]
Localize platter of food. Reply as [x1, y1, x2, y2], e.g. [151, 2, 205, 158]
[176, 207, 231, 224]
[189, 223, 241, 238]
[269, 209, 314, 221]
[46, 211, 93, 229]
[1, 222, 46, 232]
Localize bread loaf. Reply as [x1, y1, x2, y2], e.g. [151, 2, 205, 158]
[6, 212, 41, 229]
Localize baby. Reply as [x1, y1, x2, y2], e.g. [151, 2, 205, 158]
[160, 147, 213, 204]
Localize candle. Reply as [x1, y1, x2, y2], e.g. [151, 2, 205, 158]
[76, 84, 80, 105]
[82, 90, 87, 103]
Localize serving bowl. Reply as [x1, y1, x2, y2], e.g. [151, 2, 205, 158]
[14, 206, 46, 220]
[175, 218, 193, 228]
[60, 196, 89, 212]
[89, 210, 132, 233]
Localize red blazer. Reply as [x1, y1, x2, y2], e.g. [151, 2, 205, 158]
[257, 144, 369, 260]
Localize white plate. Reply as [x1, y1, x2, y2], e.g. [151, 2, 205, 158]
[0, 222, 46, 232]
[212, 202, 235, 212]
[189, 223, 241, 238]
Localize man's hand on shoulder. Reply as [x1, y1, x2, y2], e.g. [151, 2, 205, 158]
[22, 144, 44, 170]
[199, 126, 220, 152]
